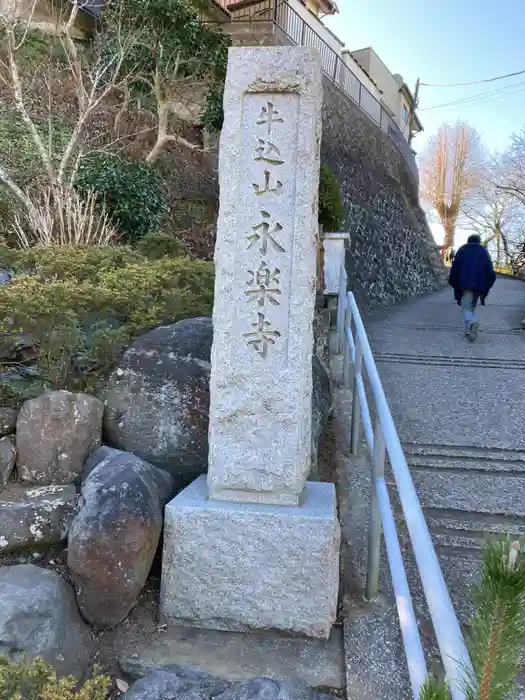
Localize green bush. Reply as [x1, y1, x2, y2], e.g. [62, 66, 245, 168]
[0, 245, 214, 404]
[136, 231, 186, 260]
[318, 164, 345, 232]
[0, 656, 109, 700]
[1, 245, 143, 281]
[75, 154, 165, 245]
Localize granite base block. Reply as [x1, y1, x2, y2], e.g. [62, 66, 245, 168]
[160, 476, 340, 639]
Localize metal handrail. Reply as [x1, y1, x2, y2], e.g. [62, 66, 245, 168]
[336, 266, 473, 700]
[271, 0, 418, 185]
[207, 0, 419, 185]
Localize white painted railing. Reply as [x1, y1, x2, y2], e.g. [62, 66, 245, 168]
[336, 266, 473, 700]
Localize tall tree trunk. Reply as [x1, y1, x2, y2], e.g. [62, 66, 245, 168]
[443, 220, 455, 251]
[495, 220, 501, 268]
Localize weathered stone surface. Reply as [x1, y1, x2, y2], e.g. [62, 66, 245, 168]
[82, 444, 120, 481]
[119, 625, 345, 690]
[123, 666, 230, 700]
[16, 390, 104, 485]
[68, 448, 173, 629]
[0, 564, 91, 677]
[0, 484, 77, 553]
[123, 666, 334, 700]
[0, 406, 17, 436]
[160, 477, 340, 638]
[0, 435, 16, 490]
[101, 318, 212, 489]
[208, 46, 322, 506]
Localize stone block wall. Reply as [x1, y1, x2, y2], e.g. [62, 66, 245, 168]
[321, 76, 446, 309]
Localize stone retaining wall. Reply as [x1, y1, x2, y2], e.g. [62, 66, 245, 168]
[321, 76, 446, 309]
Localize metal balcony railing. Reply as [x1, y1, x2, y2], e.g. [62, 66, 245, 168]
[336, 266, 473, 700]
[214, 0, 419, 185]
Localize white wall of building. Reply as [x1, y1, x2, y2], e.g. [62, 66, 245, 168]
[340, 50, 380, 102]
[352, 48, 409, 133]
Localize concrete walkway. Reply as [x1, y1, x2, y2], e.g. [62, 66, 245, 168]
[336, 277, 525, 699]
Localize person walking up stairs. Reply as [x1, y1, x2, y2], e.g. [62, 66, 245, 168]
[448, 234, 497, 342]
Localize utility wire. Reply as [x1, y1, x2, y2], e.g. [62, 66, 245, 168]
[420, 79, 525, 111]
[423, 85, 525, 114]
[420, 68, 525, 87]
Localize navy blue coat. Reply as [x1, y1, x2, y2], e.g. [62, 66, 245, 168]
[448, 242, 496, 305]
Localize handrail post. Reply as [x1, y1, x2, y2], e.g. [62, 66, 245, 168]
[342, 303, 352, 386]
[336, 266, 346, 353]
[366, 422, 385, 601]
[350, 338, 362, 453]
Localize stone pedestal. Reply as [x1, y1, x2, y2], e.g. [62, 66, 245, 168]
[160, 46, 340, 639]
[160, 476, 339, 638]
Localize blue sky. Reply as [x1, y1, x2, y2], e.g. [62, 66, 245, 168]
[325, 1, 525, 245]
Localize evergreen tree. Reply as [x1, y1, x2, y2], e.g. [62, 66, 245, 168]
[419, 537, 525, 700]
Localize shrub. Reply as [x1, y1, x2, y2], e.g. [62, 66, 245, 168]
[3, 245, 143, 281]
[12, 186, 117, 248]
[0, 245, 214, 404]
[318, 164, 345, 232]
[0, 656, 110, 700]
[136, 231, 186, 260]
[75, 154, 165, 245]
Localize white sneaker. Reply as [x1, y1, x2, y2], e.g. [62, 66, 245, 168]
[468, 322, 479, 342]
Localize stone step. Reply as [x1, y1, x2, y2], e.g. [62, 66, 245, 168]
[388, 443, 525, 520]
[119, 625, 346, 692]
[389, 469, 525, 517]
[403, 442, 525, 470]
[375, 351, 525, 371]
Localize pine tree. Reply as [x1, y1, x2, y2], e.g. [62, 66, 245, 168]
[419, 537, 525, 700]
[465, 537, 525, 700]
[418, 676, 450, 700]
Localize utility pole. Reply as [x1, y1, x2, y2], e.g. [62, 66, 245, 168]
[408, 77, 420, 147]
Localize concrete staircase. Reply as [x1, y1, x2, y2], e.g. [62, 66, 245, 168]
[335, 277, 525, 699]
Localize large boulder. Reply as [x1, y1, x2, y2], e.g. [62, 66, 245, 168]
[0, 484, 77, 553]
[123, 666, 229, 700]
[101, 318, 212, 490]
[0, 564, 91, 677]
[0, 436, 16, 490]
[68, 448, 173, 629]
[123, 666, 333, 700]
[102, 318, 332, 488]
[16, 390, 104, 485]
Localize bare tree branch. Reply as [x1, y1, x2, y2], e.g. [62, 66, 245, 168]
[463, 154, 525, 270]
[420, 121, 485, 251]
[1, 7, 58, 185]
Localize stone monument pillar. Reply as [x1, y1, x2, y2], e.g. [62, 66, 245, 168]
[160, 46, 340, 640]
